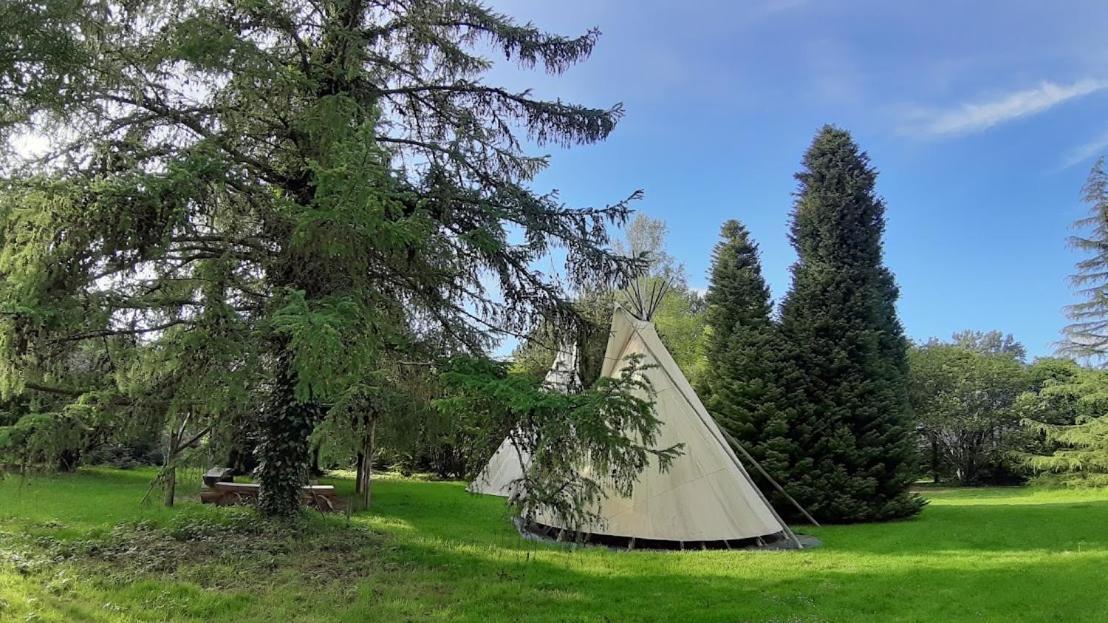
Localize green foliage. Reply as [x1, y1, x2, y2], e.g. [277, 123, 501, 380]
[0, 0, 92, 138]
[777, 126, 923, 522]
[1, 0, 642, 515]
[1017, 359, 1108, 426]
[0, 411, 84, 471]
[1021, 416, 1108, 486]
[947, 330, 1027, 361]
[269, 291, 379, 404]
[908, 343, 1028, 485]
[512, 281, 707, 390]
[1018, 360, 1108, 486]
[437, 355, 680, 533]
[612, 213, 686, 286]
[510, 286, 615, 385]
[651, 286, 708, 384]
[698, 219, 800, 513]
[512, 214, 707, 386]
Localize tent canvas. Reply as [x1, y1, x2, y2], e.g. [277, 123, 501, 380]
[473, 305, 796, 546]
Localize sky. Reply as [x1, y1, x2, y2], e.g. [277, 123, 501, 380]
[484, 0, 1108, 360]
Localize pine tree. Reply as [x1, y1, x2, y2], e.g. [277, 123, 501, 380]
[699, 220, 798, 511]
[1062, 158, 1108, 361]
[777, 126, 923, 522]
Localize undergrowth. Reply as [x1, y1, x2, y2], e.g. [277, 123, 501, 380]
[1, 507, 383, 593]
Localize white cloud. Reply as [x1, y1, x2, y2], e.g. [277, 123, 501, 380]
[1056, 129, 1108, 172]
[906, 79, 1108, 137]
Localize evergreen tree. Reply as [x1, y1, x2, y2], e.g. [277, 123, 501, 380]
[699, 220, 798, 511]
[1022, 159, 1108, 486]
[777, 126, 923, 522]
[1022, 415, 1108, 486]
[0, 1, 642, 516]
[1019, 363, 1108, 487]
[1062, 158, 1108, 361]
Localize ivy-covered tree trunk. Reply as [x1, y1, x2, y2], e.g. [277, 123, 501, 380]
[257, 350, 320, 518]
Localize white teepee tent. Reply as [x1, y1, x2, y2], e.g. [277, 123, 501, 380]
[472, 302, 798, 547]
[467, 344, 580, 497]
[529, 305, 796, 546]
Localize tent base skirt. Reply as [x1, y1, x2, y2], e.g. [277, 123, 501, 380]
[515, 518, 819, 551]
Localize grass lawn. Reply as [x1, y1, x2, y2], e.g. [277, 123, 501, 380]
[2, 468, 1107, 622]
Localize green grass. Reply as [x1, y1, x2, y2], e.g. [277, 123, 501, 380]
[2, 468, 1108, 622]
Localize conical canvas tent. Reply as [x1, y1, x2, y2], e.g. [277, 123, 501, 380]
[474, 304, 798, 548]
[467, 345, 580, 497]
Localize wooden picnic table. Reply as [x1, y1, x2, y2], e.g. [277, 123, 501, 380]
[199, 472, 344, 511]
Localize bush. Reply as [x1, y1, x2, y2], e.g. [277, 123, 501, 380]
[0, 412, 85, 472]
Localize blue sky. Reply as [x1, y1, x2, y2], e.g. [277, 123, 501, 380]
[487, 0, 1108, 359]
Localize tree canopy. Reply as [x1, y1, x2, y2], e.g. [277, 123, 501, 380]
[908, 342, 1027, 485]
[0, 0, 646, 515]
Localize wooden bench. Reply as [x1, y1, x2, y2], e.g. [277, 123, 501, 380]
[199, 476, 344, 512]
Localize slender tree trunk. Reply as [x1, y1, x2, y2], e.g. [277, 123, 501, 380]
[354, 417, 378, 509]
[363, 417, 376, 509]
[930, 435, 941, 484]
[163, 413, 186, 507]
[355, 451, 366, 495]
[57, 448, 80, 472]
[163, 435, 178, 508]
[228, 421, 259, 476]
[309, 443, 324, 477]
[163, 463, 177, 507]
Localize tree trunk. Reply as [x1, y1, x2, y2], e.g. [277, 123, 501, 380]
[309, 443, 324, 477]
[930, 436, 941, 484]
[355, 451, 366, 495]
[163, 464, 176, 507]
[355, 417, 377, 509]
[227, 423, 259, 476]
[163, 415, 184, 507]
[364, 417, 376, 509]
[57, 448, 80, 472]
[257, 349, 319, 517]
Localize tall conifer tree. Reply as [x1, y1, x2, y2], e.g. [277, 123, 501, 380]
[699, 220, 798, 511]
[778, 126, 923, 522]
[1062, 158, 1108, 361]
[0, 0, 643, 516]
